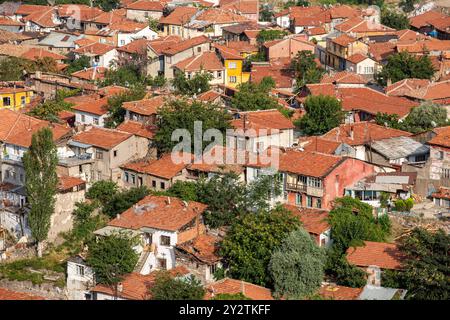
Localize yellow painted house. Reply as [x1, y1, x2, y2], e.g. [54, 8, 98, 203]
[0, 87, 34, 110]
[214, 44, 250, 88]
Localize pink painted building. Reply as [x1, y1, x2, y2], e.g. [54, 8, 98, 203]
[263, 35, 315, 60]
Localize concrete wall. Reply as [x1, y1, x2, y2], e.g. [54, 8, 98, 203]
[126, 9, 163, 23]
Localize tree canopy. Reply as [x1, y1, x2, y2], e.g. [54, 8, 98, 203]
[104, 86, 146, 128]
[65, 55, 91, 75]
[171, 71, 212, 96]
[86, 180, 119, 204]
[93, 0, 120, 11]
[87, 232, 139, 286]
[295, 95, 344, 135]
[381, 10, 410, 30]
[231, 77, 279, 111]
[291, 50, 325, 90]
[377, 52, 435, 86]
[28, 88, 79, 122]
[153, 98, 231, 154]
[269, 228, 326, 299]
[23, 128, 58, 256]
[220, 206, 301, 287]
[102, 186, 150, 218]
[257, 30, 288, 43]
[0, 57, 59, 81]
[149, 272, 205, 300]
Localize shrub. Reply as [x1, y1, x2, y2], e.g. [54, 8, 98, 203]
[394, 199, 406, 212]
[404, 198, 414, 211]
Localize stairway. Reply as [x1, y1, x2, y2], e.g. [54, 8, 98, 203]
[134, 250, 151, 273]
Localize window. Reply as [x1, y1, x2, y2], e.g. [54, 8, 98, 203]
[124, 172, 129, 182]
[306, 196, 313, 208]
[437, 151, 444, 160]
[20, 174, 24, 183]
[3, 97, 11, 106]
[120, 39, 125, 45]
[415, 154, 426, 162]
[94, 56, 100, 63]
[97, 171, 102, 180]
[158, 258, 167, 270]
[160, 235, 171, 246]
[295, 193, 302, 205]
[298, 175, 307, 185]
[93, 117, 99, 125]
[308, 177, 322, 188]
[131, 174, 136, 185]
[237, 138, 245, 150]
[21, 96, 26, 105]
[113, 150, 117, 157]
[171, 26, 175, 34]
[81, 114, 85, 122]
[144, 12, 149, 17]
[95, 151, 103, 160]
[217, 71, 222, 78]
[197, 46, 201, 53]
[166, 56, 171, 64]
[229, 76, 237, 83]
[316, 198, 322, 208]
[152, 180, 156, 188]
[76, 265, 85, 276]
[228, 62, 237, 69]
[187, 72, 192, 80]
[160, 181, 165, 190]
[256, 141, 264, 152]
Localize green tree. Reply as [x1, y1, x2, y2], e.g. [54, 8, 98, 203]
[101, 64, 145, 88]
[259, 6, 274, 22]
[400, 102, 448, 134]
[400, 0, 419, 13]
[22, 128, 58, 257]
[165, 180, 199, 202]
[375, 112, 402, 129]
[150, 272, 205, 300]
[325, 247, 367, 288]
[171, 71, 212, 96]
[0, 56, 59, 81]
[231, 77, 279, 111]
[102, 186, 150, 218]
[381, 10, 409, 30]
[291, 50, 325, 90]
[269, 228, 326, 299]
[257, 30, 288, 43]
[65, 55, 91, 75]
[93, 0, 120, 11]
[85, 180, 119, 204]
[104, 85, 146, 128]
[154, 99, 231, 154]
[220, 206, 301, 287]
[28, 89, 78, 122]
[295, 95, 344, 135]
[377, 52, 435, 86]
[87, 232, 139, 292]
[396, 228, 450, 300]
[148, 17, 159, 32]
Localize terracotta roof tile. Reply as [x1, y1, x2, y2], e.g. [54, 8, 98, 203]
[318, 284, 363, 300]
[21, 47, 66, 61]
[71, 96, 108, 116]
[126, 0, 165, 11]
[71, 66, 107, 81]
[71, 127, 132, 150]
[409, 10, 448, 29]
[117, 120, 157, 139]
[331, 34, 357, 47]
[205, 278, 273, 300]
[122, 95, 165, 116]
[335, 17, 394, 34]
[321, 71, 367, 84]
[23, 7, 58, 28]
[121, 153, 190, 179]
[108, 195, 207, 231]
[177, 233, 221, 264]
[117, 38, 149, 55]
[428, 126, 450, 148]
[159, 6, 198, 25]
[0, 16, 24, 26]
[16, 4, 50, 16]
[322, 122, 411, 146]
[231, 109, 295, 135]
[58, 175, 85, 192]
[173, 51, 223, 72]
[72, 42, 116, 56]
[329, 5, 359, 19]
[298, 136, 342, 154]
[221, 0, 258, 14]
[161, 35, 210, 56]
[284, 204, 330, 235]
[196, 8, 250, 24]
[346, 241, 404, 270]
[431, 186, 450, 200]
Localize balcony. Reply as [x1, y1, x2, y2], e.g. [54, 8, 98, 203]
[286, 183, 307, 192]
[286, 183, 324, 197]
[58, 153, 94, 167]
[1, 154, 23, 164]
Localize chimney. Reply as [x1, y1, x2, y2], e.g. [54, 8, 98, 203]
[116, 213, 120, 219]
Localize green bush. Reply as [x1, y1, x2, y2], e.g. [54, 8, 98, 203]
[394, 199, 406, 212]
[404, 198, 414, 211]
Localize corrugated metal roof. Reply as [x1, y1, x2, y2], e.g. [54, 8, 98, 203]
[370, 136, 429, 159]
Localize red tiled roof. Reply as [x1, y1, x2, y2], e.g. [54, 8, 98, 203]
[117, 38, 149, 55]
[122, 95, 165, 116]
[71, 66, 107, 81]
[72, 42, 116, 56]
[322, 122, 412, 146]
[98, 85, 128, 97]
[147, 35, 182, 55]
[58, 175, 85, 192]
[329, 5, 359, 19]
[16, 4, 50, 16]
[74, 38, 96, 47]
[57, 4, 104, 21]
[159, 6, 198, 25]
[196, 8, 250, 24]
[431, 186, 450, 200]
[0, 288, 45, 300]
[306, 83, 335, 96]
[177, 233, 221, 264]
[338, 87, 418, 117]
[346, 241, 404, 270]
[428, 126, 450, 148]
[307, 26, 327, 36]
[318, 284, 363, 300]
[71, 96, 108, 116]
[108, 195, 207, 231]
[0, 16, 24, 26]
[117, 120, 157, 139]
[221, 0, 258, 14]
[409, 10, 448, 29]
[335, 17, 394, 34]
[91, 267, 189, 300]
[284, 204, 330, 235]
[198, 90, 221, 102]
[278, 149, 343, 178]
[90, 9, 127, 24]
[321, 71, 367, 85]
[213, 43, 243, 60]
[251, 63, 294, 89]
[21, 48, 66, 61]
[23, 7, 58, 28]
[161, 35, 210, 56]
[173, 51, 223, 72]
[368, 42, 396, 62]
[126, 0, 164, 11]
[298, 136, 342, 154]
[331, 34, 357, 47]
[205, 278, 274, 300]
[121, 153, 190, 179]
[231, 109, 295, 136]
[72, 127, 132, 150]
[395, 29, 426, 42]
[346, 53, 371, 64]
[106, 19, 148, 33]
